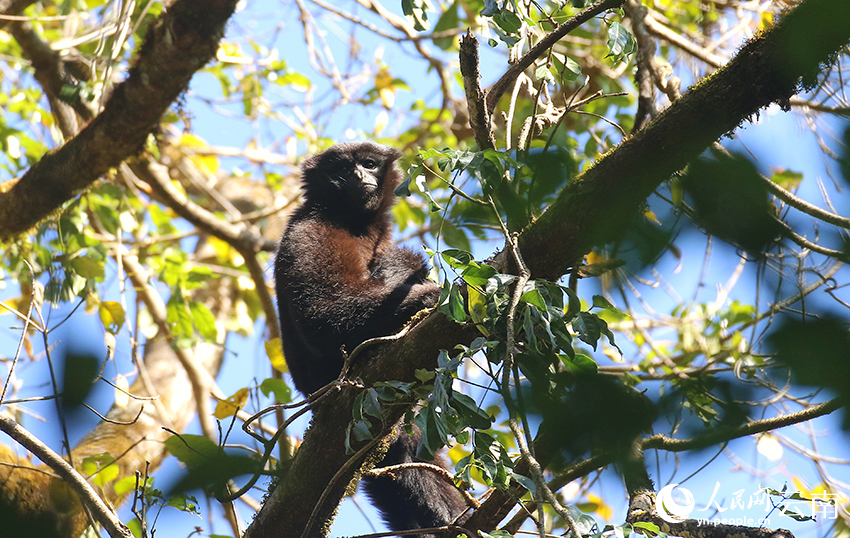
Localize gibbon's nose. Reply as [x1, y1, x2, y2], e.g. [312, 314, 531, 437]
[357, 166, 379, 188]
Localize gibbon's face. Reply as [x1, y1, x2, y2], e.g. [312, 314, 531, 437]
[301, 142, 403, 212]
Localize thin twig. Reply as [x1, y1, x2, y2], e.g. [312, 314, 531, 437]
[486, 0, 626, 113]
[0, 261, 36, 404]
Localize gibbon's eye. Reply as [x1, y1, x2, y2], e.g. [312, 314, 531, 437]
[361, 158, 379, 170]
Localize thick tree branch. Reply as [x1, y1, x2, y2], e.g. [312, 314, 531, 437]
[0, 0, 239, 241]
[502, 0, 850, 280]
[8, 20, 96, 128]
[0, 414, 132, 538]
[459, 31, 495, 151]
[255, 0, 850, 535]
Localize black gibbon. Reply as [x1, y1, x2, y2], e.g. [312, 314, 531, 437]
[274, 142, 467, 537]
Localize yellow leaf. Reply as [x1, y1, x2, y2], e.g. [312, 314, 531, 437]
[375, 67, 396, 109]
[602, 345, 623, 363]
[374, 110, 389, 136]
[82, 453, 119, 487]
[586, 493, 613, 521]
[266, 338, 287, 373]
[586, 251, 604, 265]
[179, 133, 219, 175]
[208, 236, 243, 265]
[758, 11, 774, 31]
[644, 209, 661, 225]
[214, 388, 249, 419]
[99, 301, 126, 334]
[374, 66, 393, 90]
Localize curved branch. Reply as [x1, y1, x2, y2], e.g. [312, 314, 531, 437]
[643, 398, 844, 453]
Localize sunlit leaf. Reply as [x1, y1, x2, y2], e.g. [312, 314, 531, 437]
[214, 387, 249, 419]
[265, 338, 287, 373]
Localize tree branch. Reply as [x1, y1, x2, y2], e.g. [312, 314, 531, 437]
[0, 414, 132, 538]
[252, 0, 850, 534]
[0, 0, 240, 241]
[503, 0, 850, 280]
[459, 31, 495, 150]
[485, 0, 626, 114]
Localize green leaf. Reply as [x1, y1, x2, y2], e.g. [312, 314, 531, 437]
[563, 286, 582, 319]
[167, 294, 194, 339]
[414, 172, 443, 211]
[396, 163, 420, 196]
[166, 493, 201, 515]
[607, 21, 636, 63]
[573, 311, 602, 349]
[81, 453, 119, 487]
[452, 392, 493, 429]
[591, 294, 625, 316]
[276, 72, 311, 89]
[520, 288, 546, 310]
[632, 522, 662, 534]
[770, 168, 803, 189]
[402, 0, 429, 31]
[185, 265, 214, 288]
[350, 419, 373, 442]
[260, 377, 292, 403]
[128, 518, 143, 538]
[433, 1, 460, 50]
[462, 263, 497, 288]
[480, 0, 498, 17]
[71, 254, 104, 280]
[114, 475, 146, 497]
[494, 8, 522, 34]
[165, 434, 222, 467]
[441, 248, 474, 269]
[361, 388, 382, 418]
[509, 471, 536, 494]
[534, 63, 554, 83]
[190, 301, 218, 340]
[564, 353, 598, 375]
[552, 53, 582, 82]
[443, 283, 468, 323]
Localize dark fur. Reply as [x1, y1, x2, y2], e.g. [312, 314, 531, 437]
[274, 142, 466, 537]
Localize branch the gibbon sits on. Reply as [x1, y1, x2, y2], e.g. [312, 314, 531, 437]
[274, 141, 468, 536]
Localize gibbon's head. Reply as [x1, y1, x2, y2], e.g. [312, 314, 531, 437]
[300, 142, 403, 215]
